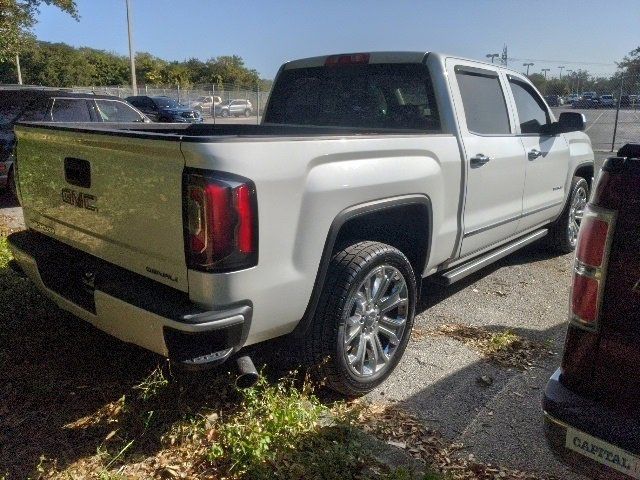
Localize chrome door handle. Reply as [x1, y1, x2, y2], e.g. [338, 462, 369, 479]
[470, 154, 491, 167]
[528, 149, 542, 160]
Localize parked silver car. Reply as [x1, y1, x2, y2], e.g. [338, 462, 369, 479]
[215, 99, 253, 117]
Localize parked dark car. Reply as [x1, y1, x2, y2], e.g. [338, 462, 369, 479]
[544, 94, 563, 107]
[574, 97, 600, 109]
[125, 95, 203, 123]
[1, 87, 148, 198]
[543, 143, 640, 479]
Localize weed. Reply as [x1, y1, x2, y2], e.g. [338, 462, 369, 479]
[132, 366, 168, 401]
[206, 375, 324, 475]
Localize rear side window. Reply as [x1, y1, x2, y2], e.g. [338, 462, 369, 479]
[95, 100, 144, 122]
[50, 98, 92, 122]
[265, 63, 441, 131]
[508, 78, 550, 134]
[455, 68, 511, 135]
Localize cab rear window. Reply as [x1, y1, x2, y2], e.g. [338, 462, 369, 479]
[264, 63, 441, 131]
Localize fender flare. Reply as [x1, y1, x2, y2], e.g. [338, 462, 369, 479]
[292, 194, 433, 336]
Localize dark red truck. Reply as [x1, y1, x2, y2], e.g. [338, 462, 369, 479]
[543, 143, 640, 479]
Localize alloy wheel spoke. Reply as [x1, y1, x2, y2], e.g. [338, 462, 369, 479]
[378, 325, 401, 346]
[369, 336, 379, 369]
[374, 333, 389, 362]
[345, 323, 363, 345]
[379, 314, 406, 328]
[379, 291, 406, 314]
[351, 334, 367, 370]
[372, 268, 391, 303]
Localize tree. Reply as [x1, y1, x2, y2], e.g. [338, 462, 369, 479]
[0, 0, 78, 62]
[618, 46, 640, 78]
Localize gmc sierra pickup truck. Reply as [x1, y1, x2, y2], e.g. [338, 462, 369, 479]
[8, 51, 594, 395]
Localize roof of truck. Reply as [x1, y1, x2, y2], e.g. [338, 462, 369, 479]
[282, 51, 528, 78]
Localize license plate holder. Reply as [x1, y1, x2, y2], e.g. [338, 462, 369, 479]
[565, 426, 640, 479]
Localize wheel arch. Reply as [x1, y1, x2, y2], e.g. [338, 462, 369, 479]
[574, 162, 595, 188]
[292, 194, 432, 336]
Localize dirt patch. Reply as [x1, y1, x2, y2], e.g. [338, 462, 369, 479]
[430, 324, 555, 370]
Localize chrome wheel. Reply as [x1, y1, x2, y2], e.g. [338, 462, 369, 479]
[342, 265, 408, 377]
[568, 185, 588, 247]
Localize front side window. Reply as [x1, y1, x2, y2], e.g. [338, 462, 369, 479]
[508, 78, 550, 134]
[95, 100, 144, 122]
[265, 63, 441, 131]
[455, 68, 511, 135]
[50, 98, 92, 122]
[153, 97, 178, 109]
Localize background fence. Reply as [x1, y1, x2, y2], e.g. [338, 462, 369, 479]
[541, 75, 640, 152]
[72, 83, 272, 120]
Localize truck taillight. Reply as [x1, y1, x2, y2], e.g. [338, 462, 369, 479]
[569, 205, 616, 331]
[184, 171, 258, 272]
[325, 53, 370, 66]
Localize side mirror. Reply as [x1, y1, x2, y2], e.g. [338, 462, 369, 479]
[558, 112, 586, 132]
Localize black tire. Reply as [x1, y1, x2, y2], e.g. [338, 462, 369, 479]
[304, 241, 416, 396]
[221, 109, 229, 118]
[244, 109, 251, 117]
[547, 176, 589, 254]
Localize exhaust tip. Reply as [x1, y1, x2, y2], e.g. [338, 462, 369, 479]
[235, 355, 259, 389]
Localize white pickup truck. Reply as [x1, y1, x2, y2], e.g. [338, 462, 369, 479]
[9, 52, 594, 395]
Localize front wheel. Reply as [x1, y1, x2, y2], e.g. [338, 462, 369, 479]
[304, 241, 416, 396]
[244, 109, 251, 117]
[547, 176, 589, 254]
[221, 109, 229, 118]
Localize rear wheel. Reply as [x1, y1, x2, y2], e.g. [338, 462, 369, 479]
[547, 176, 589, 253]
[304, 241, 416, 396]
[221, 109, 229, 118]
[244, 109, 251, 117]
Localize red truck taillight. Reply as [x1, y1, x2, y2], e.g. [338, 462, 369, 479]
[570, 204, 616, 331]
[184, 171, 258, 272]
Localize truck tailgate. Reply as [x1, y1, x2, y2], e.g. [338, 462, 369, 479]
[15, 125, 188, 292]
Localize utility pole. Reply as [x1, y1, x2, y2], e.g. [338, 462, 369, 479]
[486, 53, 500, 64]
[15, 54, 22, 84]
[523, 62, 534, 76]
[558, 65, 565, 80]
[541, 68, 550, 80]
[126, 0, 138, 95]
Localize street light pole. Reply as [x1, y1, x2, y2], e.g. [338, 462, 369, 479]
[567, 70, 575, 93]
[558, 66, 565, 80]
[126, 0, 138, 95]
[523, 62, 534, 76]
[486, 53, 499, 64]
[15, 54, 22, 85]
[541, 68, 550, 80]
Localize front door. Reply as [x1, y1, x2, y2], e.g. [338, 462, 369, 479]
[505, 75, 570, 231]
[448, 61, 527, 257]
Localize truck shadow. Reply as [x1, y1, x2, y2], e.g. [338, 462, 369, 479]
[0, 240, 571, 478]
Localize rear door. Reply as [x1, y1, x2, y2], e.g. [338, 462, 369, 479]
[505, 74, 570, 231]
[447, 60, 527, 256]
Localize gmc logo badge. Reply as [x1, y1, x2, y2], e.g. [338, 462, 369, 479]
[61, 188, 97, 211]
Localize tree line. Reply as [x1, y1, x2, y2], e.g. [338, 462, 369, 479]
[0, 40, 271, 90]
[519, 48, 640, 96]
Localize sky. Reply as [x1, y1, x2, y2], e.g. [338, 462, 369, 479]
[32, 0, 639, 80]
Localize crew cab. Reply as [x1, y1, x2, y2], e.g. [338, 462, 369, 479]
[544, 143, 640, 479]
[8, 52, 594, 395]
